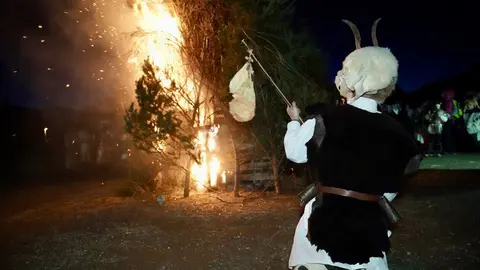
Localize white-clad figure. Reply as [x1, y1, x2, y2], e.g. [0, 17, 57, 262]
[285, 18, 422, 270]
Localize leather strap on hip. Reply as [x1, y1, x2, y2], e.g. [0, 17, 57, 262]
[318, 185, 382, 202]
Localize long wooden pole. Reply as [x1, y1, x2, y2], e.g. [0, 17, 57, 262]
[240, 39, 304, 124]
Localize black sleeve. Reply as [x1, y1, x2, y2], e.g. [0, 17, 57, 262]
[304, 114, 326, 185]
[404, 154, 423, 176]
[306, 114, 326, 150]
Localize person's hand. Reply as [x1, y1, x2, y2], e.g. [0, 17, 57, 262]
[287, 101, 301, 121]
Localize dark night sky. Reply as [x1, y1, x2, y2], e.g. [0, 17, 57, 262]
[297, 0, 478, 92]
[1, 0, 478, 108]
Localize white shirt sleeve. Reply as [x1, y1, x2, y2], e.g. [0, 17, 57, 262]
[284, 119, 316, 163]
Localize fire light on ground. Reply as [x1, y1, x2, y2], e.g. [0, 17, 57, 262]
[128, 0, 224, 191]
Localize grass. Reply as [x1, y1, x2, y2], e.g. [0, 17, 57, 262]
[420, 153, 480, 170]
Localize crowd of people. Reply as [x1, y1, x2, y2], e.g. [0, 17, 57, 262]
[382, 89, 480, 156]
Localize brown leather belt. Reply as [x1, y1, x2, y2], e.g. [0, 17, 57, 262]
[318, 185, 382, 202]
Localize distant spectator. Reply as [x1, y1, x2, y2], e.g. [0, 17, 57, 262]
[399, 103, 415, 136]
[441, 89, 463, 154]
[425, 102, 449, 156]
[463, 95, 480, 150]
[410, 106, 427, 151]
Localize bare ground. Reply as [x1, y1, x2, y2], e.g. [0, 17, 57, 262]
[1, 170, 480, 270]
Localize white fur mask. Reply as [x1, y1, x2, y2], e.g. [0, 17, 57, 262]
[336, 47, 398, 100]
[336, 19, 399, 102]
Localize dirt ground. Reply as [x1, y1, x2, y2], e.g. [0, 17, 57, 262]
[1, 170, 480, 270]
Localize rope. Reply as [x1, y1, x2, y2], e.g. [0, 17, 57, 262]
[241, 39, 303, 124]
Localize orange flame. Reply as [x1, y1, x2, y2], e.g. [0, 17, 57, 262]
[129, 0, 223, 191]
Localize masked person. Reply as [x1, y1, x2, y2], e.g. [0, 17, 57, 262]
[463, 94, 480, 150]
[425, 103, 449, 156]
[284, 19, 422, 270]
[441, 89, 463, 154]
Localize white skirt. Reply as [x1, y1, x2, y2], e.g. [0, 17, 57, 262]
[288, 196, 394, 270]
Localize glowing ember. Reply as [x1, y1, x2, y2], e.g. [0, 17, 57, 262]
[43, 127, 48, 142]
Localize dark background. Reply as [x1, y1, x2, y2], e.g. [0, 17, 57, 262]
[296, 0, 478, 93]
[1, 0, 479, 109]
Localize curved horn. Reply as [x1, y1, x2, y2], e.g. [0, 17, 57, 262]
[371, 18, 382, 46]
[342, 19, 361, 49]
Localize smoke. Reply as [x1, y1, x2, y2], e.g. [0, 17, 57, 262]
[6, 0, 145, 112]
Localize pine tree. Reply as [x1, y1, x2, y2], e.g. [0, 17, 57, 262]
[124, 60, 198, 197]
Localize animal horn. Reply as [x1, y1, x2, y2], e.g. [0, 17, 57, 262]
[371, 18, 382, 46]
[342, 19, 361, 50]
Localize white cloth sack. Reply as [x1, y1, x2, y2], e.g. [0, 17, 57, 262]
[229, 60, 255, 122]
